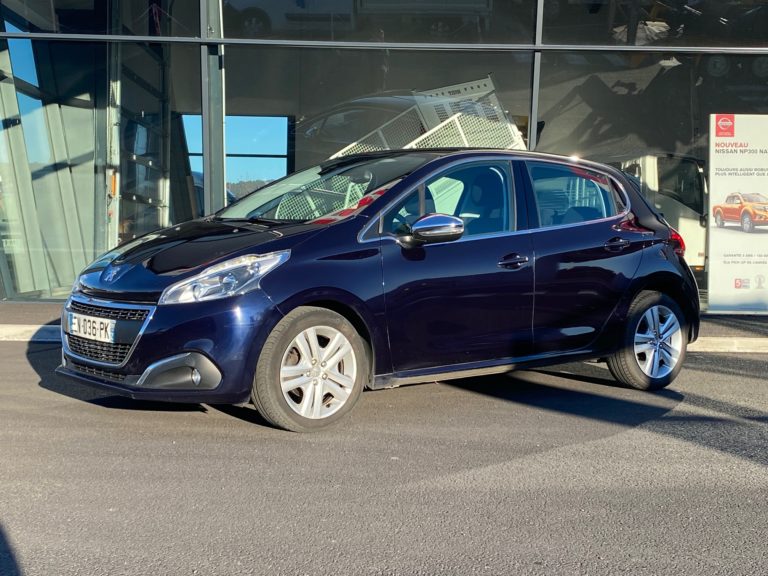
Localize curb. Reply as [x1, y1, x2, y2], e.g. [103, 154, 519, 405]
[0, 325, 61, 343]
[688, 337, 768, 354]
[3, 324, 767, 353]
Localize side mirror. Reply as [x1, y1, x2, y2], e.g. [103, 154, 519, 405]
[400, 213, 464, 247]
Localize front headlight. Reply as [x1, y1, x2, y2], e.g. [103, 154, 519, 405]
[158, 250, 290, 305]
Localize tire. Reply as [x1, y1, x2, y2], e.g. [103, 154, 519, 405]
[741, 212, 755, 233]
[607, 291, 687, 391]
[252, 306, 369, 432]
[715, 212, 724, 228]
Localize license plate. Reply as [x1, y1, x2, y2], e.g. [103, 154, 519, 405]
[68, 313, 116, 343]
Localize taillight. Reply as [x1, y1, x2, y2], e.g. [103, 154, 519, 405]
[669, 228, 686, 257]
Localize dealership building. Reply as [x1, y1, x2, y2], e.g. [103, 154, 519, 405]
[0, 0, 766, 304]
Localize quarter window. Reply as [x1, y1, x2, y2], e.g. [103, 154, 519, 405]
[528, 163, 622, 228]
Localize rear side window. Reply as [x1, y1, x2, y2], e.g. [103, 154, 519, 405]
[527, 162, 624, 228]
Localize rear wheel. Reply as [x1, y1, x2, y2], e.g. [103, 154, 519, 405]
[741, 212, 755, 233]
[607, 291, 686, 391]
[252, 307, 368, 432]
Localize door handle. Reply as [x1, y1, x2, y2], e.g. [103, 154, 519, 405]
[604, 237, 631, 252]
[498, 254, 530, 270]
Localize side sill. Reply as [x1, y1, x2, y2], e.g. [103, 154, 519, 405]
[369, 347, 610, 390]
[371, 363, 515, 390]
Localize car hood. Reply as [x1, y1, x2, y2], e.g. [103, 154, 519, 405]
[76, 219, 323, 303]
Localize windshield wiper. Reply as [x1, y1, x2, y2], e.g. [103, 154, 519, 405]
[247, 216, 298, 224]
[213, 216, 298, 225]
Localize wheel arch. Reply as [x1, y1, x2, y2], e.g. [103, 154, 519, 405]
[274, 290, 387, 383]
[630, 272, 699, 342]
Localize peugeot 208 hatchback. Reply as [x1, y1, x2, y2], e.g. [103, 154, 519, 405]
[58, 150, 700, 432]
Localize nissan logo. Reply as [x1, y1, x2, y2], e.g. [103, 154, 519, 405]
[717, 116, 733, 131]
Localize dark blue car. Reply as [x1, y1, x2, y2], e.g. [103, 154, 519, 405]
[57, 150, 700, 432]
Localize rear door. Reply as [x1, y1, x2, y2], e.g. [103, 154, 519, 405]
[520, 160, 648, 355]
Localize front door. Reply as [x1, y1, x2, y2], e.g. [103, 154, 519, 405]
[379, 161, 534, 373]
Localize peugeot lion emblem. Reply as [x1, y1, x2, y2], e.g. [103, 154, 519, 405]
[103, 266, 121, 283]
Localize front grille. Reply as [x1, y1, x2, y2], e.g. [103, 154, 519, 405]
[69, 361, 127, 382]
[69, 300, 150, 322]
[67, 334, 132, 364]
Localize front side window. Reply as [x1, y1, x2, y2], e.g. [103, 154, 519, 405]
[382, 163, 513, 237]
[528, 162, 622, 228]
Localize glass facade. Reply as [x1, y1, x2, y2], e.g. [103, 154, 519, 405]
[0, 0, 766, 300]
[222, 1, 536, 43]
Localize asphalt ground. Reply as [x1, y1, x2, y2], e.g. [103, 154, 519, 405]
[1, 342, 766, 576]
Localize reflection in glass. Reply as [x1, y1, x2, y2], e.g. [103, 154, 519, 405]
[118, 43, 201, 241]
[543, 0, 768, 48]
[218, 153, 434, 222]
[0, 40, 105, 299]
[226, 46, 532, 172]
[223, 0, 536, 43]
[0, 0, 200, 36]
[5, 23, 37, 85]
[227, 116, 288, 155]
[535, 51, 768, 281]
[227, 156, 287, 200]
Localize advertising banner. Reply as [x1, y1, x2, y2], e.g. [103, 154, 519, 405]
[708, 114, 768, 313]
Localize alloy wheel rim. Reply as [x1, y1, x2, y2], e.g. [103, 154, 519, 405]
[633, 305, 682, 379]
[280, 325, 357, 419]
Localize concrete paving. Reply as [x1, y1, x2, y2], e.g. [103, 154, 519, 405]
[1, 342, 766, 576]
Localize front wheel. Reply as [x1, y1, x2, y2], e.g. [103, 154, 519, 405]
[252, 307, 369, 432]
[607, 291, 687, 391]
[742, 212, 755, 233]
[715, 212, 724, 228]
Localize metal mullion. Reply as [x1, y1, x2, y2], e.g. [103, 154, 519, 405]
[529, 51, 541, 151]
[0, 32, 768, 56]
[201, 1, 225, 216]
[0, 31, 767, 56]
[535, 0, 544, 47]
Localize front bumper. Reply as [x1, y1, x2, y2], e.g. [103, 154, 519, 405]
[58, 291, 283, 404]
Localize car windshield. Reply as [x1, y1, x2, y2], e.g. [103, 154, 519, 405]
[743, 193, 768, 203]
[216, 153, 438, 223]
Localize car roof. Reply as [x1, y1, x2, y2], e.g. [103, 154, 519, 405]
[320, 148, 626, 179]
